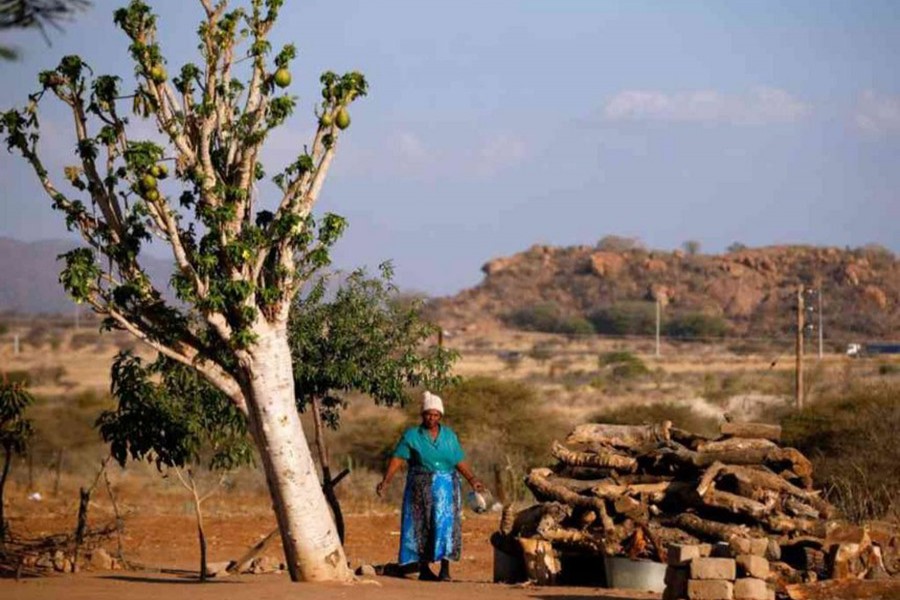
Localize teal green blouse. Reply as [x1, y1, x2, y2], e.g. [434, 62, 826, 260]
[392, 425, 465, 473]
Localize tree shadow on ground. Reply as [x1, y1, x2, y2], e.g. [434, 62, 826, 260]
[101, 573, 243, 585]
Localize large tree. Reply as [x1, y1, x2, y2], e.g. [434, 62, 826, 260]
[1, 0, 366, 581]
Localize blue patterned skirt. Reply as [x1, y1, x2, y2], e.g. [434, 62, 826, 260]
[399, 468, 462, 565]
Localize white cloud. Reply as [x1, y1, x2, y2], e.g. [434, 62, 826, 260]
[387, 131, 430, 166]
[854, 90, 900, 135]
[603, 87, 811, 125]
[475, 133, 528, 175]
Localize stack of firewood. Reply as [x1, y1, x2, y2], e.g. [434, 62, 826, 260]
[492, 420, 898, 585]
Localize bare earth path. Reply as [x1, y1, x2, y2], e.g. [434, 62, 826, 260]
[1, 573, 657, 600]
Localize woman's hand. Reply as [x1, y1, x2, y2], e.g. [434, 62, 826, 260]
[470, 478, 485, 493]
[376, 479, 389, 497]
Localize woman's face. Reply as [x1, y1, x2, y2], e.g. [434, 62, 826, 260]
[421, 410, 442, 428]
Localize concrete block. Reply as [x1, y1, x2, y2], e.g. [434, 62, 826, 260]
[690, 557, 736, 581]
[669, 543, 703, 566]
[687, 579, 734, 600]
[748, 537, 769, 557]
[698, 544, 714, 557]
[736, 555, 769, 579]
[733, 577, 768, 600]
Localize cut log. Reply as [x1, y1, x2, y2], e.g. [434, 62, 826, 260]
[551, 441, 637, 472]
[701, 488, 775, 520]
[766, 514, 826, 537]
[696, 462, 728, 497]
[591, 480, 673, 503]
[519, 538, 560, 585]
[543, 473, 611, 494]
[508, 502, 571, 538]
[716, 464, 834, 518]
[765, 448, 814, 488]
[697, 437, 778, 455]
[720, 422, 782, 442]
[672, 513, 753, 555]
[525, 469, 614, 533]
[566, 421, 672, 449]
[553, 465, 614, 480]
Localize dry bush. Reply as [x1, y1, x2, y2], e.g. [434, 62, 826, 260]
[780, 382, 900, 523]
[587, 401, 721, 438]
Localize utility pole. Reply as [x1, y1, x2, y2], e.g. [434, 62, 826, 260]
[818, 286, 823, 360]
[795, 285, 804, 410]
[655, 298, 661, 358]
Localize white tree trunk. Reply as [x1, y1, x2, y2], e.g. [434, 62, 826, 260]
[243, 324, 351, 582]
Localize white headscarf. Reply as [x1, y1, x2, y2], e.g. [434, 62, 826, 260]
[422, 391, 444, 415]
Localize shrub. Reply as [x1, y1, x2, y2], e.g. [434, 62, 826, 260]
[598, 351, 649, 382]
[504, 302, 595, 336]
[528, 341, 556, 365]
[595, 235, 645, 252]
[589, 302, 656, 336]
[781, 383, 900, 522]
[587, 402, 720, 438]
[727, 242, 748, 253]
[665, 312, 728, 339]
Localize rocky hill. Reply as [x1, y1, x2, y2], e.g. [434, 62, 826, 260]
[0, 238, 172, 315]
[431, 243, 900, 343]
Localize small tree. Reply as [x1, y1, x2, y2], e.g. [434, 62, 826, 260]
[2, 0, 367, 580]
[682, 240, 702, 256]
[727, 242, 748, 253]
[0, 377, 34, 542]
[97, 353, 253, 580]
[289, 264, 457, 541]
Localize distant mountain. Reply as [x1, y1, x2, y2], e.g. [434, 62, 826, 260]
[0, 238, 173, 314]
[430, 243, 900, 343]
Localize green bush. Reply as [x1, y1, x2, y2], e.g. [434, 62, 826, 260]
[665, 312, 728, 339]
[504, 302, 595, 336]
[589, 302, 656, 336]
[597, 351, 649, 382]
[587, 402, 720, 438]
[781, 383, 900, 522]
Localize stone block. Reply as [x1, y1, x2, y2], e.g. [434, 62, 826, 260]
[669, 544, 703, 566]
[748, 538, 769, 557]
[690, 557, 736, 581]
[733, 577, 768, 600]
[687, 579, 734, 600]
[736, 555, 769, 579]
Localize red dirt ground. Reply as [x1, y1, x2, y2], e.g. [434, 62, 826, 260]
[1, 507, 659, 600]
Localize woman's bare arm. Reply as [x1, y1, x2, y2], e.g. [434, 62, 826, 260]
[456, 461, 485, 492]
[376, 457, 406, 497]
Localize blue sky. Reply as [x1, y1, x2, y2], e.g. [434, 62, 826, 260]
[1, 0, 899, 295]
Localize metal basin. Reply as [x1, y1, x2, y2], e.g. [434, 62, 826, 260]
[603, 556, 667, 592]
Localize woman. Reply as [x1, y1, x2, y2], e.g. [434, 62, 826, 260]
[377, 391, 484, 581]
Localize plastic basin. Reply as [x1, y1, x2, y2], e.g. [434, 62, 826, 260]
[603, 556, 667, 592]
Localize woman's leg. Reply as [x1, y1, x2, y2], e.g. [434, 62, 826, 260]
[438, 558, 451, 581]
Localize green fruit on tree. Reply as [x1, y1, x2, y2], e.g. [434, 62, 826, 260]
[156, 164, 169, 179]
[335, 108, 350, 130]
[145, 189, 160, 202]
[140, 174, 157, 191]
[149, 65, 167, 84]
[320, 112, 334, 127]
[274, 68, 292, 88]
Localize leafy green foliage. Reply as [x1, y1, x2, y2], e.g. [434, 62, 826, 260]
[589, 302, 656, 336]
[664, 311, 729, 339]
[289, 264, 457, 428]
[504, 302, 595, 335]
[597, 350, 650, 381]
[98, 352, 252, 471]
[0, 378, 34, 456]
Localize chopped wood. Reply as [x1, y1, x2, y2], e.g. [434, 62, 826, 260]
[566, 421, 672, 448]
[525, 469, 614, 533]
[720, 421, 782, 441]
[701, 488, 775, 520]
[697, 437, 778, 454]
[551, 441, 637, 472]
